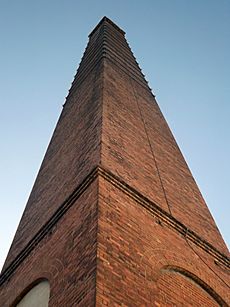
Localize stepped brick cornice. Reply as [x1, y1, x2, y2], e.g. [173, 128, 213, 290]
[69, 16, 150, 97]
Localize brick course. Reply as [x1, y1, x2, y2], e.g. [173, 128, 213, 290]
[2, 60, 103, 271]
[0, 179, 98, 306]
[97, 177, 229, 306]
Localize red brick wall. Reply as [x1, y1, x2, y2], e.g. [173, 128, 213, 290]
[0, 180, 98, 307]
[101, 58, 228, 255]
[3, 61, 103, 270]
[156, 269, 219, 306]
[1, 176, 228, 306]
[1, 18, 229, 306]
[97, 177, 229, 306]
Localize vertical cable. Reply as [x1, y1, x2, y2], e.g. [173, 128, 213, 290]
[130, 78, 172, 216]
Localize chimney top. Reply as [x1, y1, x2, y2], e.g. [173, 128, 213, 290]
[89, 16, 125, 38]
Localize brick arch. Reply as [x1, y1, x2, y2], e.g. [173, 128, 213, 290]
[139, 245, 196, 282]
[154, 265, 227, 306]
[11, 278, 50, 307]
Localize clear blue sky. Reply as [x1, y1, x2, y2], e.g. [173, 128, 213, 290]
[0, 0, 229, 270]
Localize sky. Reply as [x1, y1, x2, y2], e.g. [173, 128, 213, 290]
[0, 0, 229, 271]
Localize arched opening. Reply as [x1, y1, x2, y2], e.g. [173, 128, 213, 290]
[155, 265, 226, 306]
[14, 279, 50, 307]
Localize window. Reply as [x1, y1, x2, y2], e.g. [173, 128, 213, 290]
[16, 280, 50, 307]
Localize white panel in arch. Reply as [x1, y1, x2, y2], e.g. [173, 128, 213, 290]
[16, 280, 50, 307]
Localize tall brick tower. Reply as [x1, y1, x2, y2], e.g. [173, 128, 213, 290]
[0, 17, 229, 306]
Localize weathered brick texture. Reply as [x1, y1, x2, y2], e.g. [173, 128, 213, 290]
[101, 57, 228, 255]
[0, 179, 98, 306]
[97, 177, 229, 306]
[3, 58, 103, 271]
[0, 17, 229, 306]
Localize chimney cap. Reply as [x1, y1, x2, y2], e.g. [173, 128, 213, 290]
[89, 16, 125, 38]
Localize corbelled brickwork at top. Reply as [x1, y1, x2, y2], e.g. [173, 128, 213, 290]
[1, 17, 229, 306]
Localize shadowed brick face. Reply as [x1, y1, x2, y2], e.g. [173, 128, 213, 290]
[0, 17, 229, 306]
[1, 180, 98, 306]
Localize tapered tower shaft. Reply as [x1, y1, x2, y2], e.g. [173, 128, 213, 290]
[1, 17, 229, 307]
